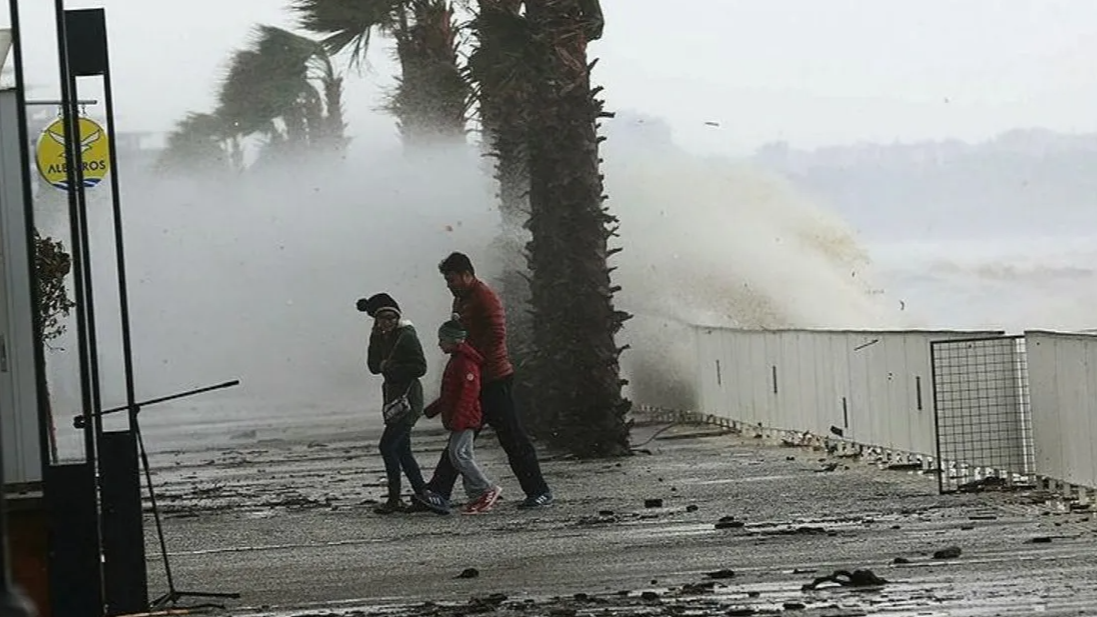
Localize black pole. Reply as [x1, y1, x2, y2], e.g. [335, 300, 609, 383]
[10, 0, 56, 491]
[96, 18, 138, 432]
[64, 46, 107, 451]
[52, 0, 97, 478]
[73, 380, 242, 429]
[54, 0, 106, 611]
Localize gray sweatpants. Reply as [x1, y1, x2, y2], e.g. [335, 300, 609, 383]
[448, 429, 493, 501]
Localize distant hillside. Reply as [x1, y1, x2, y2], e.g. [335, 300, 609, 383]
[749, 129, 1097, 241]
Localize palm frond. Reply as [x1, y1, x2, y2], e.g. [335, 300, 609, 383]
[216, 26, 320, 137]
[255, 24, 324, 67]
[171, 111, 229, 141]
[291, 0, 405, 68]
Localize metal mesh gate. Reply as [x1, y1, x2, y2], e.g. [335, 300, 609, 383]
[930, 336, 1035, 494]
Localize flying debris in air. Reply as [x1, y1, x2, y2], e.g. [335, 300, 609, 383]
[704, 121, 721, 127]
[48, 127, 101, 157]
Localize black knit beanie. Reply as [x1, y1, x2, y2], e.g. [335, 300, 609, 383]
[438, 319, 467, 342]
[357, 293, 402, 318]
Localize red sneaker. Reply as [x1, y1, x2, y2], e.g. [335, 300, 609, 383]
[466, 486, 502, 513]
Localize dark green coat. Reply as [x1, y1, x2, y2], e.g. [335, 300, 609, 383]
[367, 322, 427, 422]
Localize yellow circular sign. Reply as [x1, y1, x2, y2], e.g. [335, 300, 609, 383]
[35, 117, 111, 190]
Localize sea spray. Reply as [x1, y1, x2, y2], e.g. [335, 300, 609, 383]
[43, 122, 904, 453]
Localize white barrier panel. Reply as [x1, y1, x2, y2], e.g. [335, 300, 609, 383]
[847, 332, 940, 454]
[694, 327, 1002, 457]
[1026, 331, 1097, 489]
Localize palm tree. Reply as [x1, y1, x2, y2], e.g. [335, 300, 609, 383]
[156, 112, 242, 175]
[525, 0, 629, 457]
[158, 26, 345, 175]
[216, 25, 347, 161]
[465, 0, 539, 431]
[468, 0, 628, 457]
[467, 0, 533, 240]
[292, 0, 469, 147]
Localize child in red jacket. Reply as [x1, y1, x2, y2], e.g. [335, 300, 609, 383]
[424, 320, 502, 514]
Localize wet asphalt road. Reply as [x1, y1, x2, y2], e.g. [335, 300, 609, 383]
[140, 414, 1097, 616]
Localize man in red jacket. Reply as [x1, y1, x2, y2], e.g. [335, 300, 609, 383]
[414, 252, 553, 513]
[424, 320, 502, 514]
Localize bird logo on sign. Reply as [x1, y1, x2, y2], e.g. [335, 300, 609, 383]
[45, 126, 102, 158]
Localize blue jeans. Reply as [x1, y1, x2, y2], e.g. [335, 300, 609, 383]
[379, 419, 426, 501]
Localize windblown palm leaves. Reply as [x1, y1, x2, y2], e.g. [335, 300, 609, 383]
[157, 112, 240, 174]
[217, 25, 347, 155]
[159, 25, 346, 173]
[291, 0, 405, 67]
[293, 0, 469, 146]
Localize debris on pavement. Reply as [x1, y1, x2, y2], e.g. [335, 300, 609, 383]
[800, 568, 889, 591]
[933, 546, 963, 559]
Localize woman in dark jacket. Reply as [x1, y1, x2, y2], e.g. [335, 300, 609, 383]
[361, 293, 428, 514]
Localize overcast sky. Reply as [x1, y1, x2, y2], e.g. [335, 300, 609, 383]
[4, 0, 1097, 154]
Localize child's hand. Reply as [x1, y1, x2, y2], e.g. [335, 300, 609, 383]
[424, 401, 440, 419]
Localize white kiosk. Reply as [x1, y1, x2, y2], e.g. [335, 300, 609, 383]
[0, 27, 44, 492]
[0, 25, 49, 616]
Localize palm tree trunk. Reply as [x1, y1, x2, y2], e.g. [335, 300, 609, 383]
[471, 0, 541, 433]
[284, 104, 309, 149]
[391, 0, 469, 147]
[320, 71, 347, 152]
[523, 0, 631, 457]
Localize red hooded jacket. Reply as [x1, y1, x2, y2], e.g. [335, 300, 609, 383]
[424, 342, 484, 431]
[452, 279, 514, 382]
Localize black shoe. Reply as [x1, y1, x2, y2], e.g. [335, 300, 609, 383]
[412, 490, 453, 515]
[373, 499, 405, 515]
[404, 498, 432, 513]
[517, 492, 555, 509]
